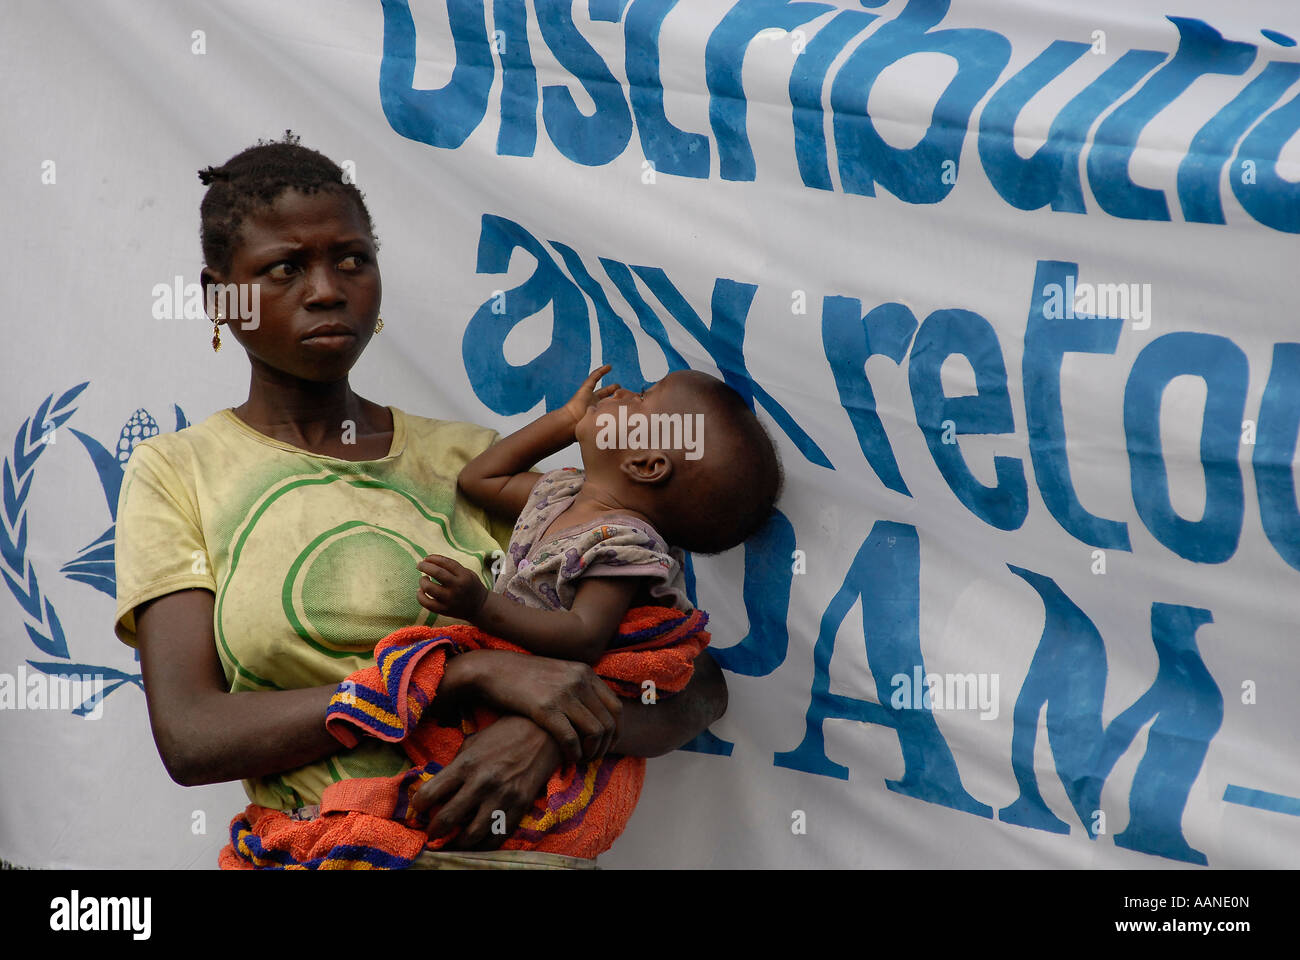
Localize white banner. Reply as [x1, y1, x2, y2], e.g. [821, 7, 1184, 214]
[3, 0, 1298, 869]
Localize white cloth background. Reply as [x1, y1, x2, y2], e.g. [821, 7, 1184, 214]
[2, 0, 1297, 868]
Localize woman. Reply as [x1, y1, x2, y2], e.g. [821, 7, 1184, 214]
[113, 135, 727, 868]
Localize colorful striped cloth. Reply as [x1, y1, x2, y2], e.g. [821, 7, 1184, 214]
[220, 606, 709, 869]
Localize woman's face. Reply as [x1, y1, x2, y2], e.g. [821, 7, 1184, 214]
[205, 188, 381, 383]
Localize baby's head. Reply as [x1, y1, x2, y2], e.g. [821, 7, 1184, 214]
[575, 369, 783, 554]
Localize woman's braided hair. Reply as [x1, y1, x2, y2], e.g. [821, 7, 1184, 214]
[197, 130, 377, 273]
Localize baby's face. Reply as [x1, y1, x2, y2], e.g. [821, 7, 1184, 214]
[576, 370, 717, 470]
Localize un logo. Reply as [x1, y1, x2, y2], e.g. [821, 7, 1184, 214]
[2, 382, 189, 717]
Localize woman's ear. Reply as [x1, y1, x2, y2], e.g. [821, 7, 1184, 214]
[200, 268, 223, 322]
[620, 451, 673, 485]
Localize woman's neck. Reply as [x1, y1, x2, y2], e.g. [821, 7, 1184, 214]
[233, 365, 385, 453]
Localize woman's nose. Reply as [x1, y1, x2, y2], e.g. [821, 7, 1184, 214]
[303, 263, 345, 306]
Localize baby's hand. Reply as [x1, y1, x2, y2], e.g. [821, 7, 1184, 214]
[416, 556, 488, 622]
[561, 364, 618, 427]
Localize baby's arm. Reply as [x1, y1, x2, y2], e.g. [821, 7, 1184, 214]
[459, 365, 618, 519]
[416, 556, 639, 666]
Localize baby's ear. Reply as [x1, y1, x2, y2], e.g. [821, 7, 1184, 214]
[620, 451, 672, 485]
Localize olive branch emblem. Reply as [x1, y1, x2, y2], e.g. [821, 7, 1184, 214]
[2, 383, 188, 715]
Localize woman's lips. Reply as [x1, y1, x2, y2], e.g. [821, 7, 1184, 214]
[301, 333, 356, 348]
[301, 324, 358, 348]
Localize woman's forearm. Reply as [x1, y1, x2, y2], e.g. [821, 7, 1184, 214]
[164, 644, 724, 783]
[135, 590, 349, 788]
[161, 684, 342, 787]
[445, 644, 728, 760]
[166, 646, 488, 786]
[612, 650, 728, 758]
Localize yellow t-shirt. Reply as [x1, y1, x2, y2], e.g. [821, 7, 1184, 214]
[114, 405, 512, 810]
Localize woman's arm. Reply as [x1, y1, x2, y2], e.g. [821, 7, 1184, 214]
[414, 648, 728, 849]
[446, 645, 728, 761]
[133, 582, 628, 782]
[614, 648, 728, 757]
[132, 587, 507, 785]
[137, 585, 725, 851]
[134, 589, 343, 786]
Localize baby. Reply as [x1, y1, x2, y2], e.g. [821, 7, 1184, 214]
[415, 364, 782, 668]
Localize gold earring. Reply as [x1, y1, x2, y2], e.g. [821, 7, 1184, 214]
[374, 317, 384, 334]
[212, 312, 224, 353]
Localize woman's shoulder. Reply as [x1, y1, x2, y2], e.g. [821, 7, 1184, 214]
[397, 408, 499, 437]
[393, 408, 502, 460]
[122, 409, 236, 476]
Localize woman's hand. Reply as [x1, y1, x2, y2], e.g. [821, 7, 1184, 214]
[410, 715, 562, 850]
[409, 648, 728, 850]
[462, 649, 622, 764]
[561, 364, 618, 427]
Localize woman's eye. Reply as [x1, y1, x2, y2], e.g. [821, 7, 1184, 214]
[267, 262, 296, 280]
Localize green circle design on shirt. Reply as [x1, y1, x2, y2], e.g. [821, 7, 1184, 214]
[284, 522, 431, 653]
[216, 469, 494, 686]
